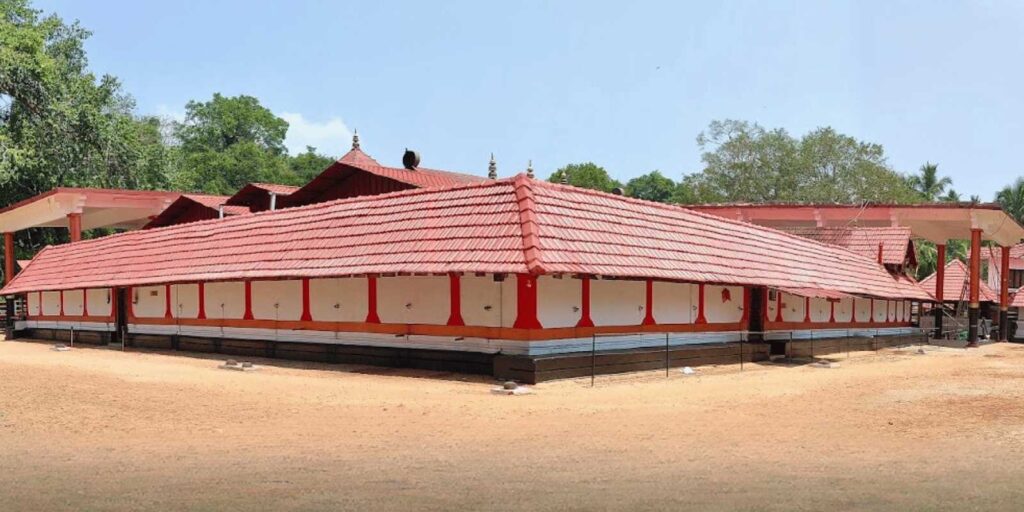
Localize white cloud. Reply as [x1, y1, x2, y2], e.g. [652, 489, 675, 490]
[154, 104, 185, 123]
[279, 112, 351, 156]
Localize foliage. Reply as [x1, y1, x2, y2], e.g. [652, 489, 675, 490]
[915, 239, 969, 281]
[908, 162, 953, 201]
[996, 178, 1024, 225]
[684, 120, 919, 204]
[625, 170, 676, 203]
[547, 162, 622, 193]
[289, 146, 335, 184]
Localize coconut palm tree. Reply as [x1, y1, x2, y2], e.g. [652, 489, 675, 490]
[996, 178, 1024, 224]
[908, 162, 953, 202]
[941, 189, 962, 203]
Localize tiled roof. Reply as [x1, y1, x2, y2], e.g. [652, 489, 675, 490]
[780, 226, 915, 266]
[919, 259, 998, 303]
[142, 194, 247, 229]
[247, 183, 299, 195]
[986, 244, 1024, 271]
[0, 175, 931, 301]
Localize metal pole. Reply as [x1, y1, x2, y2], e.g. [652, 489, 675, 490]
[665, 332, 670, 378]
[591, 334, 596, 388]
[739, 332, 744, 371]
[70, 326, 74, 347]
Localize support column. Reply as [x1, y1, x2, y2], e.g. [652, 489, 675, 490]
[446, 273, 464, 326]
[934, 243, 946, 337]
[967, 229, 982, 346]
[576, 276, 594, 328]
[642, 279, 655, 325]
[3, 232, 13, 285]
[513, 274, 541, 329]
[67, 212, 82, 243]
[1000, 245, 1011, 342]
[366, 276, 381, 324]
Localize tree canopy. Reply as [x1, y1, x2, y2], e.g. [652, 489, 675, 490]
[547, 162, 622, 193]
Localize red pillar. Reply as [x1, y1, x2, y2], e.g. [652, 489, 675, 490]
[1000, 245, 1011, 341]
[67, 213, 82, 243]
[513, 274, 541, 329]
[576, 276, 594, 327]
[740, 287, 750, 326]
[774, 290, 783, 323]
[59, 290, 65, 316]
[967, 229, 982, 345]
[803, 296, 811, 323]
[243, 281, 254, 320]
[3, 232, 13, 285]
[196, 282, 206, 320]
[365, 276, 381, 324]
[164, 284, 173, 318]
[829, 300, 836, 323]
[82, 289, 89, 317]
[446, 273, 464, 326]
[642, 279, 656, 325]
[695, 283, 707, 324]
[300, 278, 313, 322]
[935, 244, 947, 302]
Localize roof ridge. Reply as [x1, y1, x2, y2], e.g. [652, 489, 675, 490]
[512, 174, 545, 274]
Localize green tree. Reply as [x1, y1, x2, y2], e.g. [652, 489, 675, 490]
[625, 170, 676, 203]
[171, 93, 292, 194]
[941, 189, 962, 202]
[289, 146, 335, 184]
[547, 162, 622, 193]
[996, 178, 1024, 225]
[908, 162, 953, 201]
[685, 120, 918, 204]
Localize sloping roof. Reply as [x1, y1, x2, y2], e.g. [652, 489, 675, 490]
[986, 244, 1024, 271]
[225, 183, 300, 211]
[781, 226, 915, 266]
[919, 259, 998, 303]
[0, 175, 931, 301]
[143, 194, 246, 229]
[248, 183, 299, 195]
[283, 148, 489, 207]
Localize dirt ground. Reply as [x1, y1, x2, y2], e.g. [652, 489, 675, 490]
[2, 340, 1024, 511]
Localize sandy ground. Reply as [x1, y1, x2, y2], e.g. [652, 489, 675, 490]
[2, 340, 1024, 511]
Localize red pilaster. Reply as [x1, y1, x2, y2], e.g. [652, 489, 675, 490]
[301, 278, 313, 322]
[774, 290, 784, 322]
[243, 281, 254, 320]
[695, 283, 707, 324]
[935, 244, 947, 303]
[446, 273, 464, 326]
[82, 288, 89, 317]
[196, 282, 206, 320]
[164, 284, 172, 318]
[1001, 246, 1011, 309]
[803, 296, 811, 323]
[740, 287, 750, 326]
[642, 279, 656, 325]
[67, 213, 82, 243]
[576, 276, 594, 327]
[969, 229, 982, 306]
[829, 300, 836, 323]
[870, 299, 875, 322]
[513, 274, 541, 329]
[59, 289, 64, 316]
[127, 286, 134, 320]
[366, 276, 381, 324]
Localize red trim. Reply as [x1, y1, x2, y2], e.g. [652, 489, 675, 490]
[803, 296, 811, 323]
[127, 286, 134, 319]
[243, 281, 254, 320]
[870, 299, 875, 322]
[82, 288, 89, 317]
[969, 229, 982, 305]
[196, 282, 206, 319]
[366, 276, 381, 324]
[513, 274, 542, 329]
[774, 289, 784, 322]
[300, 278, 313, 322]
[695, 283, 707, 324]
[829, 300, 836, 323]
[446, 273, 464, 326]
[59, 290, 64, 316]
[164, 284, 172, 318]
[766, 320, 912, 331]
[740, 287, 750, 326]
[642, 279, 656, 325]
[763, 288, 770, 323]
[576, 276, 594, 327]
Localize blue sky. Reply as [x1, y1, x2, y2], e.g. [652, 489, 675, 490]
[36, 0, 1024, 199]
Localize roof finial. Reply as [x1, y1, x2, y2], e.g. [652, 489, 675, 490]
[526, 160, 534, 179]
[352, 129, 360, 151]
[561, 168, 569, 185]
[488, 153, 497, 179]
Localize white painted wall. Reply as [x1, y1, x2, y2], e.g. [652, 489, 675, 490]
[887, 300, 897, 322]
[537, 276, 582, 328]
[834, 298, 854, 323]
[86, 288, 112, 317]
[252, 280, 302, 321]
[780, 292, 806, 323]
[854, 298, 872, 322]
[27, 291, 40, 316]
[652, 281, 693, 324]
[766, 290, 779, 322]
[872, 300, 887, 322]
[171, 284, 199, 319]
[205, 281, 245, 320]
[904, 301, 912, 322]
[41, 291, 60, 316]
[378, 276, 449, 325]
[705, 285, 744, 323]
[63, 289, 84, 316]
[309, 277, 369, 323]
[461, 275, 514, 328]
[591, 279, 645, 326]
[809, 297, 831, 323]
[134, 285, 166, 318]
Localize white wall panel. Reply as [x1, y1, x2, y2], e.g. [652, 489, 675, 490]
[132, 285, 166, 318]
[41, 291, 60, 316]
[205, 281, 245, 320]
[854, 298, 872, 322]
[86, 288, 112, 317]
[780, 292, 806, 323]
[460, 275, 509, 328]
[872, 300, 887, 322]
[27, 291, 40, 316]
[537, 276, 581, 328]
[251, 280, 302, 321]
[592, 279, 645, 326]
[705, 285, 744, 323]
[766, 290, 779, 322]
[63, 289, 84, 316]
[809, 297, 831, 323]
[652, 281, 692, 324]
[834, 298, 854, 323]
[171, 284, 200, 319]
[309, 277, 369, 323]
[378, 276, 449, 325]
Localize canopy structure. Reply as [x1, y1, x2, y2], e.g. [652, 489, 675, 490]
[919, 259, 998, 304]
[689, 203, 1024, 343]
[1, 175, 930, 303]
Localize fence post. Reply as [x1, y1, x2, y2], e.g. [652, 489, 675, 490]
[591, 334, 596, 388]
[665, 332, 670, 378]
[739, 331, 744, 371]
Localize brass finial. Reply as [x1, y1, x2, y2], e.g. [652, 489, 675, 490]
[561, 169, 569, 185]
[352, 129, 360, 150]
[488, 153, 497, 179]
[526, 160, 534, 179]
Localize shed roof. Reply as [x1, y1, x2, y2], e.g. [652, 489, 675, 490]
[143, 194, 246, 229]
[918, 259, 998, 303]
[0, 175, 932, 301]
[780, 226, 915, 266]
